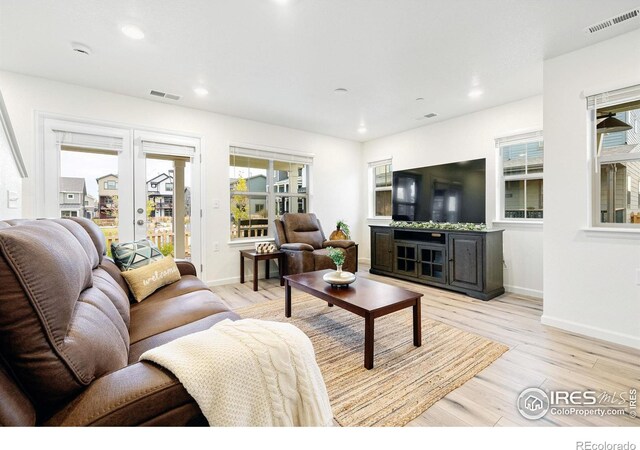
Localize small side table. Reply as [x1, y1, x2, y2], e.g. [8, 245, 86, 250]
[240, 250, 285, 291]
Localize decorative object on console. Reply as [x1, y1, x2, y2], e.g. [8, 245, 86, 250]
[329, 219, 351, 240]
[390, 220, 487, 231]
[254, 241, 277, 253]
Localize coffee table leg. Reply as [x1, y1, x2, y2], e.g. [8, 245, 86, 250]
[285, 280, 291, 318]
[328, 303, 333, 307]
[364, 314, 374, 370]
[240, 254, 245, 284]
[253, 258, 258, 291]
[413, 298, 422, 347]
[265, 259, 270, 279]
[279, 255, 284, 286]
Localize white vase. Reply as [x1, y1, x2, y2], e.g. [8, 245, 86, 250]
[336, 264, 343, 274]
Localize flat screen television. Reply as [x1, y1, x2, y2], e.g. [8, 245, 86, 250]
[392, 158, 486, 224]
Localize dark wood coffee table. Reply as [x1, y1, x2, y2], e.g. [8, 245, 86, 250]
[283, 269, 423, 369]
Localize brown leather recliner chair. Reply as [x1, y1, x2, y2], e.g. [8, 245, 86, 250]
[274, 213, 358, 275]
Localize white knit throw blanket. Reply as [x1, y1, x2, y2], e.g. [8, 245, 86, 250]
[140, 318, 333, 426]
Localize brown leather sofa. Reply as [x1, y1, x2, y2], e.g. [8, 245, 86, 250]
[0, 217, 238, 426]
[273, 213, 358, 275]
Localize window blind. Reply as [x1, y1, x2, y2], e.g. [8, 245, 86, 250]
[368, 158, 392, 168]
[55, 130, 123, 152]
[495, 130, 543, 147]
[141, 140, 196, 157]
[586, 83, 640, 110]
[230, 145, 313, 165]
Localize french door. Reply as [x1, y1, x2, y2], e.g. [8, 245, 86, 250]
[41, 117, 202, 273]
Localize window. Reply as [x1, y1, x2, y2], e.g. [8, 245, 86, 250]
[587, 84, 640, 226]
[369, 159, 392, 217]
[66, 193, 74, 200]
[104, 180, 117, 190]
[229, 146, 312, 240]
[496, 131, 544, 220]
[165, 183, 174, 191]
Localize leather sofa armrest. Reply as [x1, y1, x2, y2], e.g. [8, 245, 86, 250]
[175, 259, 197, 277]
[280, 243, 315, 252]
[45, 362, 202, 426]
[323, 240, 356, 249]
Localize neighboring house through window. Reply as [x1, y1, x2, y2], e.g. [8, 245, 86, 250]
[229, 145, 312, 240]
[368, 159, 392, 218]
[496, 131, 544, 220]
[587, 83, 640, 226]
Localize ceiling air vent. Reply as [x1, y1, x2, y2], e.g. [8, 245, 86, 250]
[149, 90, 182, 101]
[585, 9, 639, 34]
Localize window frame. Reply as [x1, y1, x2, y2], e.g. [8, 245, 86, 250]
[587, 84, 640, 229]
[368, 158, 393, 219]
[495, 131, 544, 222]
[229, 146, 313, 242]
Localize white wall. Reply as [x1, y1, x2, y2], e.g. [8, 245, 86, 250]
[0, 123, 22, 219]
[0, 71, 362, 285]
[361, 96, 544, 297]
[543, 28, 640, 349]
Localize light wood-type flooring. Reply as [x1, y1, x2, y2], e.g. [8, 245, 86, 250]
[210, 264, 640, 426]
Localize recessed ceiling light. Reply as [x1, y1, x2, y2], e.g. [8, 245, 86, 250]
[358, 126, 367, 134]
[272, 0, 290, 4]
[334, 88, 348, 94]
[416, 97, 424, 101]
[468, 89, 483, 98]
[193, 87, 209, 96]
[121, 25, 145, 40]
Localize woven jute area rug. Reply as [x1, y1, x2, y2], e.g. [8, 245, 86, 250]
[236, 294, 508, 427]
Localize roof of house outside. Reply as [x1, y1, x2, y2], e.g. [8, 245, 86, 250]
[96, 173, 118, 182]
[60, 177, 86, 193]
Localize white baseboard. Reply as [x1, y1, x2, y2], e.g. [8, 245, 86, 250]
[207, 276, 240, 287]
[504, 284, 543, 299]
[359, 257, 371, 265]
[541, 315, 640, 350]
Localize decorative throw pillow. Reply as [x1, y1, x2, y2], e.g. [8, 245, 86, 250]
[121, 256, 181, 302]
[111, 239, 164, 271]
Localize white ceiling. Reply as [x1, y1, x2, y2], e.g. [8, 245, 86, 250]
[1, 0, 639, 142]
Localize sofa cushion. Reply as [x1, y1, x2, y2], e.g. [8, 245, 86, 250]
[92, 267, 131, 328]
[129, 288, 229, 344]
[111, 239, 164, 271]
[52, 219, 100, 269]
[67, 217, 107, 264]
[0, 221, 129, 410]
[128, 311, 240, 363]
[312, 248, 336, 271]
[122, 257, 181, 302]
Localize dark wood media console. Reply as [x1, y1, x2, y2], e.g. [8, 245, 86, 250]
[369, 225, 505, 300]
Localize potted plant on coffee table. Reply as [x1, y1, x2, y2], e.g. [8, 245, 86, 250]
[326, 246, 346, 273]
